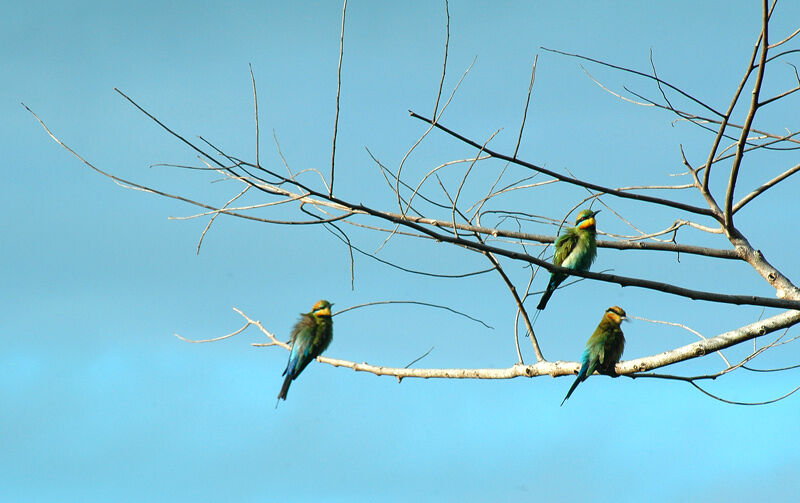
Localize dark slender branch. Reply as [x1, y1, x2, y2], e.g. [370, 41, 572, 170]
[195, 185, 250, 254]
[623, 87, 800, 149]
[632, 366, 800, 405]
[648, 48, 675, 112]
[759, 84, 800, 107]
[405, 347, 435, 369]
[260, 169, 800, 309]
[432, 0, 449, 119]
[365, 147, 452, 214]
[577, 58, 800, 152]
[514, 55, 537, 158]
[541, 47, 725, 118]
[689, 381, 800, 406]
[326, 228, 493, 279]
[623, 87, 771, 153]
[299, 205, 356, 288]
[702, 31, 763, 193]
[329, 0, 348, 197]
[765, 48, 800, 64]
[409, 111, 718, 218]
[114, 89, 224, 169]
[335, 300, 493, 329]
[249, 64, 260, 169]
[433, 163, 543, 361]
[743, 363, 800, 372]
[768, 26, 800, 48]
[390, 213, 739, 259]
[724, 0, 769, 230]
[733, 162, 800, 213]
[483, 247, 544, 362]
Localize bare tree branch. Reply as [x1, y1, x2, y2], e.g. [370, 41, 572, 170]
[733, 162, 800, 213]
[212, 308, 800, 386]
[702, 19, 764, 197]
[540, 47, 725, 117]
[408, 111, 719, 218]
[432, 0, 449, 120]
[724, 0, 770, 230]
[334, 300, 494, 329]
[329, 0, 347, 197]
[514, 55, 538, 158]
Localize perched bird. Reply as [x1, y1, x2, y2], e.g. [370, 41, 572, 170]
[536, 209, 600, 311]
[561, 305, 627, 406]
[277, 300, 334, 404]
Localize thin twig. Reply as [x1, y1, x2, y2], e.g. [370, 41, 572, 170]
[541, 47, 725, 117]
[768, 26, 800, 49]
[703, 21, 764, 197]
[196, 185, 251, 254]
[432, 0, 450, 119]
[335, 300, 493, 329]
[249, 64, 260, 168]
[733, 162, 800, 213]
[329, 0, 347, 197]
[689, 381, 800, 406]
[405, 347, 435, 369]
[408, 111, 718, 218]
[397, 57, 476, 214]
[514, 55, 538, 158]
[484, 250, 544, 361]
[174, 318, 252, 344]
[629, 315, 731, 367]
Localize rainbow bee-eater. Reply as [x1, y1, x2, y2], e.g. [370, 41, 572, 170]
[536, 209, 599, 311]
[561, 306, 627, 406]
[277, 300, 333, 404]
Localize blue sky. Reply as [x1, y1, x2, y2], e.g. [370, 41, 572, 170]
[4, 1, 800, 501]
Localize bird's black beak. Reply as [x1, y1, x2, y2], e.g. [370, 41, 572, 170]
[591, 210, 601, 217]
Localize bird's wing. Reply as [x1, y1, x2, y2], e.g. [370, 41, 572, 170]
[290, 313, 316, 343]
[283, 314, 317, 375]
[553, 229, 579, 267]
[607, 329, 625, 364]
[596, 328, 625, 371]
[579, 347, 599, 379]
[286, 323, 317, 376]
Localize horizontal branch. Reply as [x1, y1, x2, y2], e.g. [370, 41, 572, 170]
[253, 309, 800, 380]
[409, 111, 718, 218]
[384, 212, 740, 259]
[321, 194, 800, 310]
[617, 308, 800, 373]
[317, 358, 574, 379]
